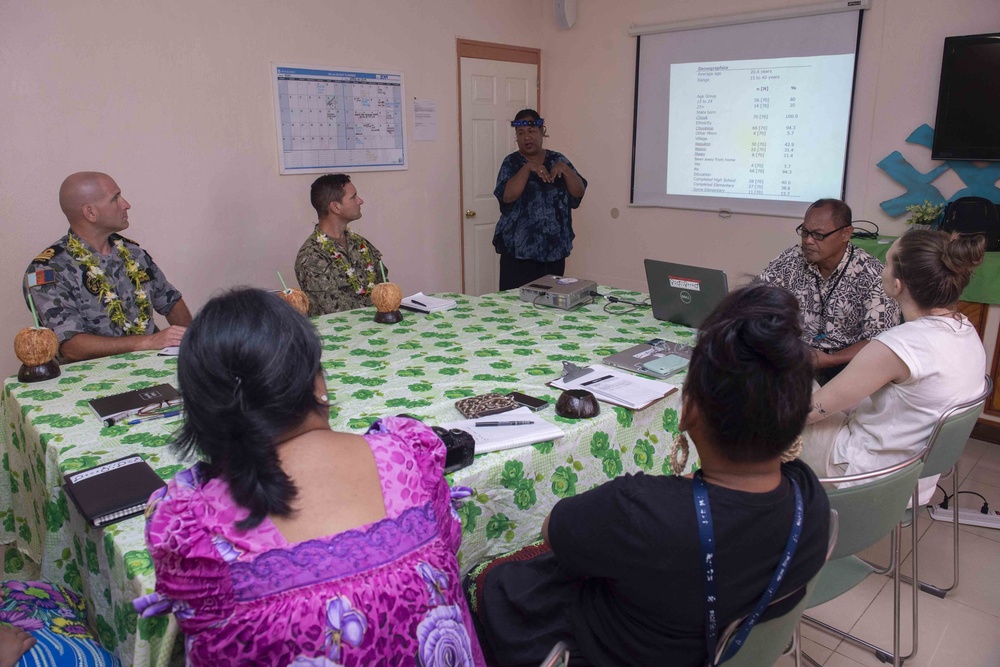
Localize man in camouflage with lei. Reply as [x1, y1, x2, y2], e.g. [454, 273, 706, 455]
[294, 173, 388, 316]
[23, 172, 192, 363]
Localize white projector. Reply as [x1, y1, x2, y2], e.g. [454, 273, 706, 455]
[519, 275, 597, 310]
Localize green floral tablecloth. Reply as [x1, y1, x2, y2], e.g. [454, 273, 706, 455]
[1, 289, 698, 667]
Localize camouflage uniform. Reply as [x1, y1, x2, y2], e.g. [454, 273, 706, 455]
[294, 225, 387, 316]
[23, 232, 183, 352]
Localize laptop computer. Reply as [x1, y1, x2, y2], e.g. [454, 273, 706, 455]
[644, 260, 729, 328]
[603, 338, 693, 379]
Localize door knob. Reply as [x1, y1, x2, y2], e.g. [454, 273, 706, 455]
[465, 210, 477, 218]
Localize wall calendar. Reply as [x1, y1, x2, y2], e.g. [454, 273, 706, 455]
[272, 64, 406, 174]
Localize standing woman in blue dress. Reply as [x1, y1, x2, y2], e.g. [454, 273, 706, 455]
[493, 109, 587, 290]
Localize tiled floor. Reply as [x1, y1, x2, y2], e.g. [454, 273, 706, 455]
[775, 438, 1000, 667]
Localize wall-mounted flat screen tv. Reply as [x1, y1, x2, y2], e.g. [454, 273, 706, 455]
[932, 32, 1000, 161]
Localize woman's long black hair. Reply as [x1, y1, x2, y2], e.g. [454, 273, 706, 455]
[173, 288, 325, 530]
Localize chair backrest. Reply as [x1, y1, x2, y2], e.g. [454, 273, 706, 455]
[820, 452, 925, 560]
[713, 509, 839, 667]
[920, 375, 992, 478]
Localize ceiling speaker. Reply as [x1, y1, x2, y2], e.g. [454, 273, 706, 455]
[554, 0, 577, 29]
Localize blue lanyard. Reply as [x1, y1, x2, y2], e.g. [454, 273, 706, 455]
[693, 470, 804, 666]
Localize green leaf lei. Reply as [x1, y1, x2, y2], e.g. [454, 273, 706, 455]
[66, 233, 151, 335]
[314, 230, 377, 296]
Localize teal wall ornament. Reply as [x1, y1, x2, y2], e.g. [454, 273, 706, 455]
[877, 124, 1000, 217]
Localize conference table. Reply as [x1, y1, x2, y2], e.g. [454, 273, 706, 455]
[1, 288, 697, 667]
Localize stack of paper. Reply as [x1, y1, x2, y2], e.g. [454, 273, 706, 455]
[401, 292, 458, 313]
[439, 407, 565, 454]
[549, 364, 677, 410]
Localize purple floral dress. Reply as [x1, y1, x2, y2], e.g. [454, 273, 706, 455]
[143, 417, 486, 667]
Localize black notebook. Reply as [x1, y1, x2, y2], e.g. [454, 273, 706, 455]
[63, 455, 166, 527]
[88, 383, 181, 426]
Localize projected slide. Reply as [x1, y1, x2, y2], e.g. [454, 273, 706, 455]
[666, 55, 854, 202]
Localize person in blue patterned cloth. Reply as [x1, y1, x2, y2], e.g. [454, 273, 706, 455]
[0, 580, 120, 667]
[492, 109, 587, 290]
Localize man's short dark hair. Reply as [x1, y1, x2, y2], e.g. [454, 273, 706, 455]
[806, 198, 852, 228]
[310, 174, 352, 218]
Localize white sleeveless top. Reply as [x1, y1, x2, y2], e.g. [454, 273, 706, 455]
[833, 315, 986, 503]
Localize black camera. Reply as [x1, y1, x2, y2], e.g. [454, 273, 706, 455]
[432, 426, 476, 474]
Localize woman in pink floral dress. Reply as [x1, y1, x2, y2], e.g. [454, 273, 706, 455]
[138, 288, 485, 667]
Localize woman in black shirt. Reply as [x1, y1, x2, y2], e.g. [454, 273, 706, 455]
[467, 285, 830, 666]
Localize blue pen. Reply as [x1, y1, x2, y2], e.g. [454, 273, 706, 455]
[126, 410, 180, 426]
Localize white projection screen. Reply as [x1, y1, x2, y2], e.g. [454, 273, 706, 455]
[630, 6, 865, 217]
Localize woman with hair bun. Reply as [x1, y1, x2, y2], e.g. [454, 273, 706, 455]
[142, 288, 485, 667]
[466, 285, 829, 666]
[803, 230, 987, 503]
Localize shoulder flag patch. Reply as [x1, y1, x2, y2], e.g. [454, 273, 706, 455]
[26, 268, 56, 288]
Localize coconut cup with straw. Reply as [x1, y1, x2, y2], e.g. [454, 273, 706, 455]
[275, 271, 310, 316]
[15, 291, 61, 382]
[372, 261, 403, 324]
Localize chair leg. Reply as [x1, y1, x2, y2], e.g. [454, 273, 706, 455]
[803, 510, 918, 665]
[794, 622, 801, 667]
[903, 466, 961, 598]
[880, 467, 963, 599]
[868, 530, 897, 575]
[796, 624, 822, 667]
[917, 465, 961, 597]
[893, 520, 902, 667]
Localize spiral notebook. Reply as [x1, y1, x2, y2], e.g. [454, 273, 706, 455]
[63, 455, 166, 527]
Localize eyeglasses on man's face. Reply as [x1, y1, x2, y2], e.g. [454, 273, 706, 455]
[795, 223, 850, 242]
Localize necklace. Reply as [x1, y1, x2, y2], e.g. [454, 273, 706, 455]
[314, 229, 377, 296]
[66, 233, 151, 335]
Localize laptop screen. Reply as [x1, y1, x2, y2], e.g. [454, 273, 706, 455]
[644, 260, 729, 328]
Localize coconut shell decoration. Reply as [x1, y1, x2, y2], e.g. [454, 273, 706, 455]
[15, 326, 61, 382]
[371, 282, 403, 324]
[277, 288, 310, 316]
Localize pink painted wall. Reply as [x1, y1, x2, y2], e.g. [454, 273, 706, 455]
[0, 0, 543, 377]
[3, 0, 998, 377]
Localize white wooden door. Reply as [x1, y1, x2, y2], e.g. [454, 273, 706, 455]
[460, 57, 538, 295]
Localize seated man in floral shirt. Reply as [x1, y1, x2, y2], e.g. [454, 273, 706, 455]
[294, 174, 389, 316]
[753, 198, 900, 382]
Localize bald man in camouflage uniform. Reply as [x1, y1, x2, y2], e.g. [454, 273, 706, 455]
[23, 172, 192, 363]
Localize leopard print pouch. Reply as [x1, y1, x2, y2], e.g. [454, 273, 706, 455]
[454, 393, 519, 419]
